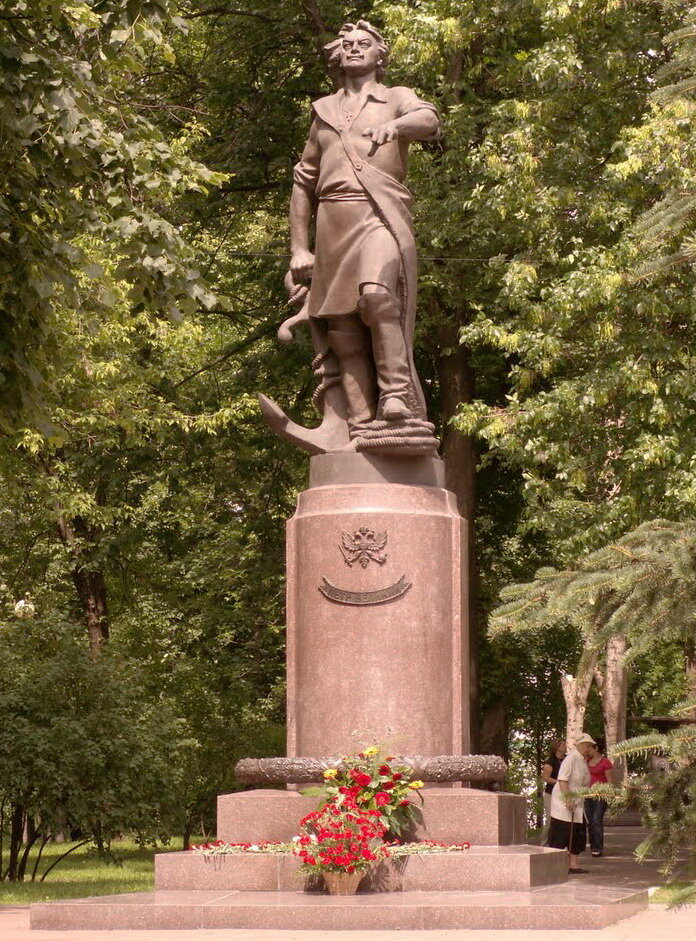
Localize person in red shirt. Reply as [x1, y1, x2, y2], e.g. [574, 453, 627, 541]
[585, 739, 614, 857]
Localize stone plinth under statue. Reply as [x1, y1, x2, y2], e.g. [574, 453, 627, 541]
[287, 453, 468, 758]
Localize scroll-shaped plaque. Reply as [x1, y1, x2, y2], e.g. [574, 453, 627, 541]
[318, 574, 411, 606]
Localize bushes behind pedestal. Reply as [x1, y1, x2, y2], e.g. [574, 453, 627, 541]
[0, 615, 189, 882]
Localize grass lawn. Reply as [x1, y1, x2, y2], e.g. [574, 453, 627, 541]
[0, 837, 195, 905]
[650, 880, 696, 905]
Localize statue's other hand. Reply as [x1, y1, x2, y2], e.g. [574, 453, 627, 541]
[290, 249, 314, 282]
[362, 123, 399, 148]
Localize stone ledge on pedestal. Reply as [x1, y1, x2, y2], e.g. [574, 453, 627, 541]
[234, 753, 507, 785]
[30, 885, 649, 931]
[217, 787, 526, 846]
[155, 845, 568, 893]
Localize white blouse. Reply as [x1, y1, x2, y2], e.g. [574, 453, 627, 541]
[550, 749, 590, 823]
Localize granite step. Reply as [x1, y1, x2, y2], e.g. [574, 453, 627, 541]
[30, 884, 648, 931]
[155, 845, 568, 893]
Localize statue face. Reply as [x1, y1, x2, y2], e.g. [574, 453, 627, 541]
[339, 29, 381, 76]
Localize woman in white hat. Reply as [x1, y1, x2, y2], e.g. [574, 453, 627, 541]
[547, 733, 595, 873]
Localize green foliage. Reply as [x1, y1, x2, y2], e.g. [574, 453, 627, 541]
[0, 614, 189, 880]
[490, 520, 696, 660]
[0, 274, 295, 840]
[606, 702, 696, 907]
[399, 0, 694, 559]
[629, 643, 689, 718]
[632, 3, 696, 281]
[0, 0, 223, 423]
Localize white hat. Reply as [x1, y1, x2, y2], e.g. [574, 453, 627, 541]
[575, 733, 596, 746]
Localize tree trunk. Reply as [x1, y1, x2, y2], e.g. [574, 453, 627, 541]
[479, 700, 508, 759]
[72, 567, 109, 656]
[56, 513, 109, 656]
[437, 324, 479, 751]
[594, 634, 629, 784]
[17, 829, 39, 882]
[560, 647, 598, 743]
[685, 636, 696, 704]
[7, 804, 24, 882]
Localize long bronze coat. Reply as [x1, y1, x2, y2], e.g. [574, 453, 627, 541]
[293, 83, 440, 419]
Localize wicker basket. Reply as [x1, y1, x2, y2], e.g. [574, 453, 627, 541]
[322, 870, 364, 896]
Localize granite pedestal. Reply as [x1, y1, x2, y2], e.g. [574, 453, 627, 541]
[287, 455, 469, 757]
[30, 455, 648, 931]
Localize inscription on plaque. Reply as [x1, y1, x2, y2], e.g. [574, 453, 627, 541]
[318, 574, 412, 606]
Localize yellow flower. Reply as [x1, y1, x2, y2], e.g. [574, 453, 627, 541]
[323, 769, 338, 779]
[409, 780, 424, 789]
[363, 745, 380, 757]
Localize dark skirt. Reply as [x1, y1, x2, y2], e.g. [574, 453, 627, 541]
[547, 817, 587, 856]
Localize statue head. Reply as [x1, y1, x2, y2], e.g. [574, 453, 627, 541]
[324, 20, 390, 83]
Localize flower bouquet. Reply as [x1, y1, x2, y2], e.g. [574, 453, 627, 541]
[292, 795, 387, 894]
[304, 746, 424, 840]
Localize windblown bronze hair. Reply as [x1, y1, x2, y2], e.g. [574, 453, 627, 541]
[324, 19, 390, 80]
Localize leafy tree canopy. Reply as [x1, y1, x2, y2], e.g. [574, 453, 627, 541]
[0, 0, 222, 425]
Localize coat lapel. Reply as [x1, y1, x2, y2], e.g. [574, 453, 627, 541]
[312, 92, 342, 131]
[312, 83, 389, 132]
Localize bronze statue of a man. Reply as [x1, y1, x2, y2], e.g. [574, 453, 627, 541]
[260, 21, 440, 456]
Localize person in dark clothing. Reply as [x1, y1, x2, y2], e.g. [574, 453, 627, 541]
[541, 738, 567, 843]
[585, 738, 614, 857]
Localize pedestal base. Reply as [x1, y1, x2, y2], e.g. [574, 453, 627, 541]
[31, 885, 649, 931]
[155, 844, 569, 892]
[29, 789, 650, 930]
[217, 787, 527, 846]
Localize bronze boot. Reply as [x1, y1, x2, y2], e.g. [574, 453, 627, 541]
[358, 292, 412, 420]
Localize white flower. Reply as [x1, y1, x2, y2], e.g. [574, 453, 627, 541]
[14, 598, 36, 619]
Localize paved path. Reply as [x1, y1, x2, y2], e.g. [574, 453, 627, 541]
[1, 827, 692, 940]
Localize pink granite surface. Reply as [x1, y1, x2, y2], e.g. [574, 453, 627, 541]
[30, 884, 649, 931]
[216, 791, 316, 844]
[155, 845, 568, 893]
[286, 483, 469, 757]
[414, 788, 527, 845]
[217, 787, 526, 847]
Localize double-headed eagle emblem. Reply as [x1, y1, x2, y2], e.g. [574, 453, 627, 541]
[339, 527, 388, 568]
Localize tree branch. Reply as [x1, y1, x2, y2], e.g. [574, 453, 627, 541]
[183, 7, 278, 23]
[299, 0, 330, 35]
[173, 321, 277, 388]
[40, 840, 91, 882]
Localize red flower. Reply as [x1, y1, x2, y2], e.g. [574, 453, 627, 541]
[379, 764, 391, 775]
[392, 772, 403, 781]
[349, 770, 372, 787]
[375, 791, 391, 806]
